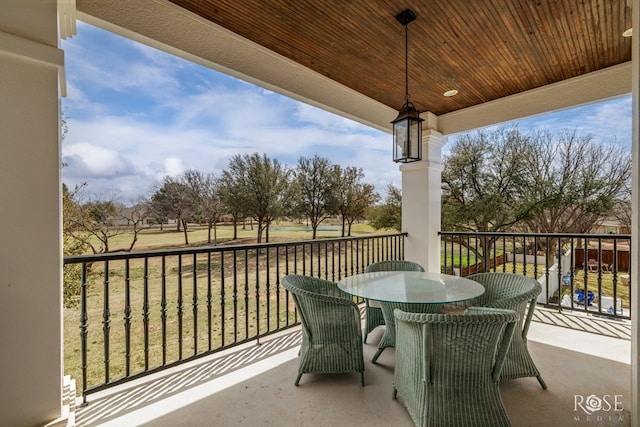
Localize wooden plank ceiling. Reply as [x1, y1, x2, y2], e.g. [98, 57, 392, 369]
[168, 0, 632, 116]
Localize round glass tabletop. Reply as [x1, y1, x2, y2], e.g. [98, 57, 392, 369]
[337, 271, 485, 304]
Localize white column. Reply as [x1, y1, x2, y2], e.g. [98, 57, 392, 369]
[630, 0, 639, 424]
[401, 127, 445, 272]
[0, 1, 67, 426]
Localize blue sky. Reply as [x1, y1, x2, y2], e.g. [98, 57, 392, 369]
[61, 22, 632, 203]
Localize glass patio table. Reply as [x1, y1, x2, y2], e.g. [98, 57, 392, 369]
[338, 271, 485, 363]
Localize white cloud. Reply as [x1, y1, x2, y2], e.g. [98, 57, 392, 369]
[64, 22, 186, 103]
[583, 97, 632, 144]
[63, 143, 136, 178]
[163, 157, 185, 177]
[294, 103, 365, 131]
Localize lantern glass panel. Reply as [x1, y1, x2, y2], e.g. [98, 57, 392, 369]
[394, 119, 409, 161]
[408, 118, 421, 160]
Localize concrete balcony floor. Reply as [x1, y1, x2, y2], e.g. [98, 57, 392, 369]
[74, 307, 631, 427]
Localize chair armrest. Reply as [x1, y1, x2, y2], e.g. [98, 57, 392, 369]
[464, 307, 515, 315]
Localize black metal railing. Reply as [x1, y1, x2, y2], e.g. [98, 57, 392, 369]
[440, 232, 632, 320]
[64, 233, 407, 402]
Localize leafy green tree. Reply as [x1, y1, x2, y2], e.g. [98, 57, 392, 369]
[520, 130, 631, 234]
[441, 126, 542, 266]
[224, 153, 290, 243]
[370, 183, 402, 232]
[183, 170, 222, 244]
[61, 115, 87, 307]
[334, 165, 379, 236]
[149, 176, 194, 244]
[62, 183, 89, 307]
[292, 155, 338, 239]
[218, 168, 248, 241]
[85, 200, 117, 224]
[442, 126, 537, 233]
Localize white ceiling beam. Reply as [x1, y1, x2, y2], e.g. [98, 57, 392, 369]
[438, 63, 632, 136]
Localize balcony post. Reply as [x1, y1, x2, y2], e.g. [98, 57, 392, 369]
[400, 119, 445, 272]
[631, 0, 639, 423]
[0, 1, 71, 426]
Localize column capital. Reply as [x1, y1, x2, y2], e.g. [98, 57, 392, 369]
[399, 159, 443, 172]
[423, 127, 445, 145]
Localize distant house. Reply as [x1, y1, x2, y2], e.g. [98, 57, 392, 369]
[590, 216, 630, 234]
[108, 205, 155, 227]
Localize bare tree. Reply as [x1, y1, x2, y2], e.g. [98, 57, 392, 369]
[64, 189, 134, 254]
[116, 197, 151, 251]
[612, 183, 632, 233]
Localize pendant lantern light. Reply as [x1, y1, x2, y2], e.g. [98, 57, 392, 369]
[392, 9, 423, 163]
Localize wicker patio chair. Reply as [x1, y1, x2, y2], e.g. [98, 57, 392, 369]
[281, 274, 365, 386]
[362, 260, 425, 344]
[467, 272, 547, 389]
[393, 307, 518, 427]
[371, 299, 442, 363]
